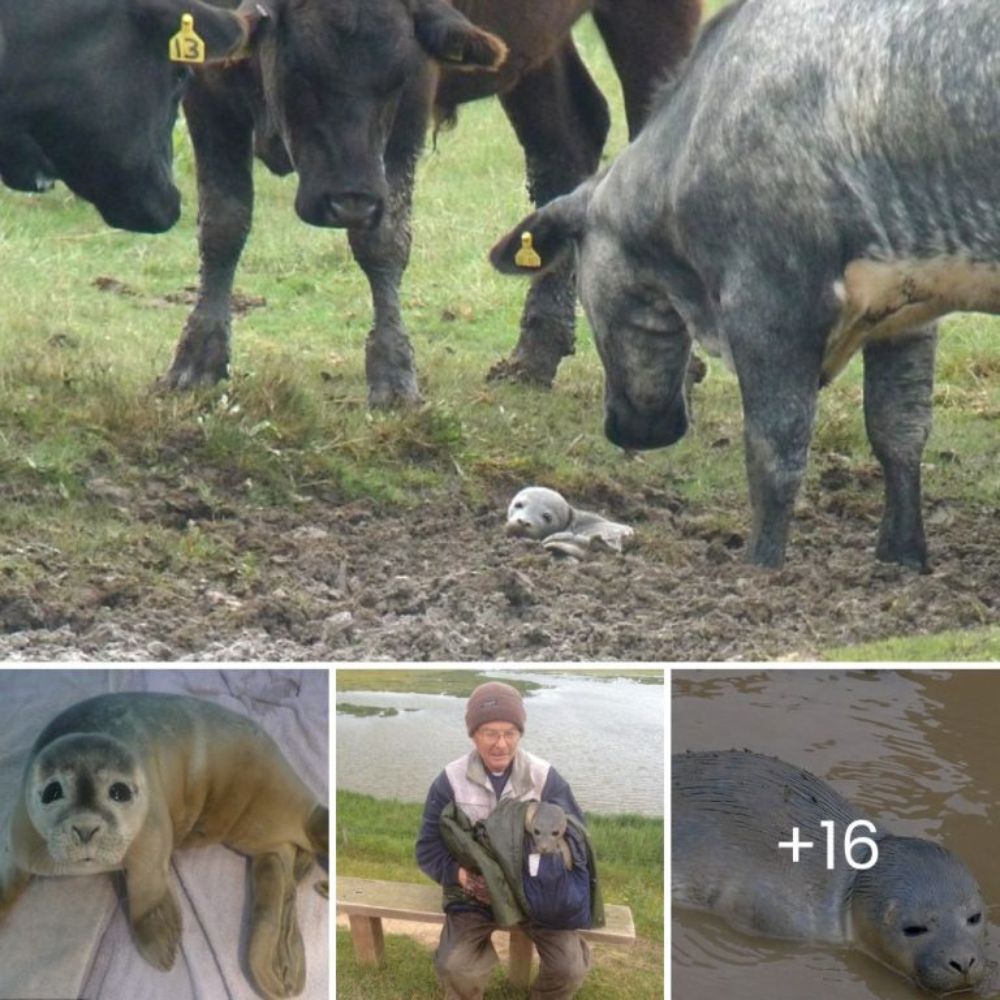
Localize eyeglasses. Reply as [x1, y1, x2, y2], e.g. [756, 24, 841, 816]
[477, 728, 521, 745]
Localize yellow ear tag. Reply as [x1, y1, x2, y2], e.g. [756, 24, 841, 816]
[169, 13, 206, 64]
[514, 232, 542, 269]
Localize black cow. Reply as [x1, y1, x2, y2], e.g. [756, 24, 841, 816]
[164, 0, 700, 403]
[0, 0, 259, 232]
[165, 0, 506, 404]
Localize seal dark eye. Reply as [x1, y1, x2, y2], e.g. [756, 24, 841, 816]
[41, 781, 63, 804]
[903, 925, 929, 937]
[542, 513, 553, 523]
[968, 913, 982, 926]
[109, 783, 132, 803]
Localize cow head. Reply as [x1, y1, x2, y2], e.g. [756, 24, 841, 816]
[3, 0, 258, 232]
[491, 177, 693, 452]
[244, 0, 506, 229]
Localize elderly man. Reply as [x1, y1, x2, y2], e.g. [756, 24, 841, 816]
[416, 681, 592, 1000]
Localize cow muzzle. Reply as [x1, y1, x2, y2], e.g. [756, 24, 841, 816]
[97, 184, 182, 234]
[604, 393, 689, 450]
[297, 189, 384, 230]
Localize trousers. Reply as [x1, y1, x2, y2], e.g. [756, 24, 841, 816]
[434, 908, 591, 1000]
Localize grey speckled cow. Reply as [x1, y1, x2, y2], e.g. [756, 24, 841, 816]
[491, 0, 1000, 569]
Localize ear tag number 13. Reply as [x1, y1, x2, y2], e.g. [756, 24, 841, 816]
[169, 13, 206, 64]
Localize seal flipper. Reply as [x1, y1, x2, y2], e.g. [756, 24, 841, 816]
[125, 815, 181, 971]
[542, 531, 593, 560]
[249, 846, 306, 999]
[131, 887, 183, 971]
[306, 804, 328, 856]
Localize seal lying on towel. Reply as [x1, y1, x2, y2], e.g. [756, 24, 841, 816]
[0, 693, 328, 1000]
[506, 486, 635, 559]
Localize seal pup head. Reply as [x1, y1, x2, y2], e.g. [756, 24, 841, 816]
[506, 487, 572, 540]
[26, 733, 149, 873]
[850, 836, 986, 993]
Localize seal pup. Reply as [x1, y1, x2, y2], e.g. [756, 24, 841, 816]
[673, 750, 986, 994]
[525, 800, 573, 870]
[0, 692, 328, 1000]
[505, 486, 635, 559]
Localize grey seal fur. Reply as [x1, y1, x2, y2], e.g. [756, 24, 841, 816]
[0, 692, 328, 1000]
[525, 800, 572, 870]
[673, 750, 985, 993]
[506, 486, 635, 558]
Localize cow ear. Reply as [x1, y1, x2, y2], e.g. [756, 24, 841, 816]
[413, 1, 507, 71]
[489, 182, 594, 277]
[132, 0, 271, 64]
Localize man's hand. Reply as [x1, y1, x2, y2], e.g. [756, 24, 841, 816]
[457, 867, 491, 905]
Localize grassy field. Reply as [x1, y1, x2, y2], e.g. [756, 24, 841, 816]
[335, 669, 663, 696]
[2, 5, 1000, 655]
[336, 790, 663, 999]
[336, 670, 544, 697]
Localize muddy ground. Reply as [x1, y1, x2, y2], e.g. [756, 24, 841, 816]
[1, 464, 998, 661]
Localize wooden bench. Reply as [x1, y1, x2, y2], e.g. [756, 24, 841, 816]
[337, 876, 636, 988]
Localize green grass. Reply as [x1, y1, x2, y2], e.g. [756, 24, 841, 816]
[541, 669, 664, 684]
[336, 703, 401, 718]
[335, 670, 544, 697]
[336, 790, 663, 999]
[828, 626, 1000, 661]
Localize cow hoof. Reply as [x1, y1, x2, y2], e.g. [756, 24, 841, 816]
[875, 543, 930, 574]
[157, 362, 229, 392]
[367, 382, 422, 409]
[485, 355, 556, 387]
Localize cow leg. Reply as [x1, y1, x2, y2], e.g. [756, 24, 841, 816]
[593, 0, 703, 138]
[487, 39, 610, 387]
[346, 78, 430, 409]
[163, 74, 255, 389]
[862, 325, 936, 571]
[731, 314, 823, 568]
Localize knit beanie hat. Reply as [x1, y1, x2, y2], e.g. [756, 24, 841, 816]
[465, 681, 526, 736]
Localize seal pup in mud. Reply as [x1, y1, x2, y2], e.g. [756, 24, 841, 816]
[673, 750, 985, 993]
[0, 693, 328, 1000]
[506, 486, 635, 558]
[525, 800, 573, 870]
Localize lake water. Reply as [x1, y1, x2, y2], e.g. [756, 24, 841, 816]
[336, 671, 664, 816]
[672, 669, 1000, 1000]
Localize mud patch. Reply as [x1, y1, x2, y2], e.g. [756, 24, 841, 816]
[93, 276, 266, 314]
[1, 475, 999, 661]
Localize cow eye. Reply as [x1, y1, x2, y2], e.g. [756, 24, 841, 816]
[109, 783, 132, 803]
[41, 782, 63, 804]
